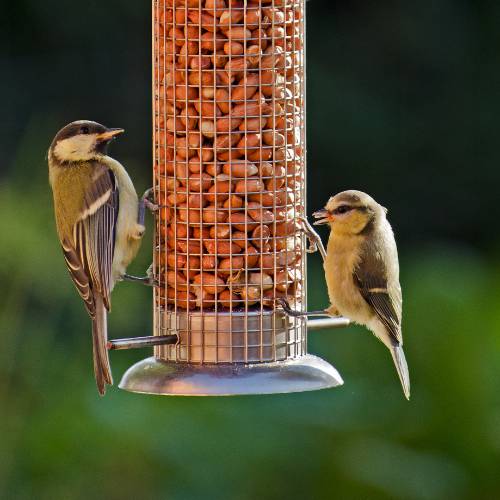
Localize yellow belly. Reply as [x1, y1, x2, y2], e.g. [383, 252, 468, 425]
[324, 232, 373, 324]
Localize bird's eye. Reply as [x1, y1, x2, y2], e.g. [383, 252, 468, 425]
[80, 126, 90, 135]
[335, 205, 352, 215]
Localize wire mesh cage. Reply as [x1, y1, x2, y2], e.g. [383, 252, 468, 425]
[119, 0, 345, 395]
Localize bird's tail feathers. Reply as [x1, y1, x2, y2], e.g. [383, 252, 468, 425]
[390, 344, 410, 400]
[92, 295, 113, 396]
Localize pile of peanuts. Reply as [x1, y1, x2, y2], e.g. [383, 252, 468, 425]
[154, 0, 305, 311]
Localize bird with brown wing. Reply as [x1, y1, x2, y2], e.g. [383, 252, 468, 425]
[313, 190, 410, 399]
[48, 120, 148, 395]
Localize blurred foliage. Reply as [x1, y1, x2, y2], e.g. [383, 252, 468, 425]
[1, 0, 500, 499]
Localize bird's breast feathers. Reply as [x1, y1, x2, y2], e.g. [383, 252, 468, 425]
[324, 233, 374, 323]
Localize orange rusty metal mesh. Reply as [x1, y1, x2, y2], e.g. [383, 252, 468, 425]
[152, 0, 306, 355]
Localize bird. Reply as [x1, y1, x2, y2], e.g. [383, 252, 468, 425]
[312, 190, 410, 399]
[48, 120, 146, 395]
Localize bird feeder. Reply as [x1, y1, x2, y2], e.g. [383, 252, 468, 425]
[115, 0, 349, 395]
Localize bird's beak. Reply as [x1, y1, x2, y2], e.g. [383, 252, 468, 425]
[96, 128, 125, 142]
[313, 209, 332, 225]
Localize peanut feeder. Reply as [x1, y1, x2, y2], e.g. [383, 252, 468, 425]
[118, 0, 346, 395]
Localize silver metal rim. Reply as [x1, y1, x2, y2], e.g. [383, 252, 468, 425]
[118, 354, 343, 396]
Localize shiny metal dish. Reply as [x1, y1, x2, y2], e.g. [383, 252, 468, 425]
[119, 354, 343, 396]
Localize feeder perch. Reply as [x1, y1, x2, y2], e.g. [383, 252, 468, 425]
[114, 0, 350, 396]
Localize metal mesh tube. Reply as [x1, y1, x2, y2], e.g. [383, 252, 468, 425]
[153, 0, 306, 364]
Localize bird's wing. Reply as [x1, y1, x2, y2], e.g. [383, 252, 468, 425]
[61, 164, 118, 314]
[353, 232, 402, 345]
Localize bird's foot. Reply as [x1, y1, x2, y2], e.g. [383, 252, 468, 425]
[138, 188, 159, 226]
[299, 217, 327, 261]
[130, 223, 146, 240]
[122, 273, 158, 287]
[325, 304, 341, 316]
[142, 188, 159, 212]
[277, 298, 331, 318]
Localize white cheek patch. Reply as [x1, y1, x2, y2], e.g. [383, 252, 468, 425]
[53, 135, 97, 162]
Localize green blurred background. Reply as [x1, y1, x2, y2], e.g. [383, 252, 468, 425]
[1, 0, 499, 498]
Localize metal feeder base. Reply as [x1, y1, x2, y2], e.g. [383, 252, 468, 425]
[119, 354, 343, 396]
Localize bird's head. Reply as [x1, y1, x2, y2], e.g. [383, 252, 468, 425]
[49, 120, 124, 163]
[313, 190, 386, 235]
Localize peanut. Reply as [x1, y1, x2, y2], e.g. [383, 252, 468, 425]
[204, 239, 242, 255]
[249, 272, 274, 291]
[167, 289, 196, 310]
[247, 202, 275, 224]
[226, 27, 251, 41]
[194, 287, 216, 308]
[166, 271, 189, 291]
[202, 205, 228, 224]
[216, 115, 243, 133]
[245, 245, 259, 267]
[234, 177, 265, 194]
[193, 273, 225, 295]
[216, 88, 231, 114]
[200, 120, 216, 138]
[202, 254, 217, 271]
[218, 256, 245, 275]
[229, 212, 258, 232]
[222, 160, 258, 177]
[245, 6, 261, 27]
[220, 289, 241, 308]
[232, 73, 260, 101]
[231, 230, 247, 249]
[220, 9, 244, 27]
[209, 224, 231, 239]
[251, 224, 271, 249]
[205, 180, 232, 203]
[200, 31, 226, 52]
[224, 41, 244, 56]
[205, 0, 226, 17]
[187, 172, 213, 191]
[223, 195, 244, 211]
[193, 226, 211, 239]
[239, 286, 260, 305]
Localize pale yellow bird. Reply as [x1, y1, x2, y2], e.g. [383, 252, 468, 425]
[48, 120, 146, 395]
[313, 190, 410, 399]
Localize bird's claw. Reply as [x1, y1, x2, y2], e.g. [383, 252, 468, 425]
[325, 304, 341, 317]
[142, 188, 159, 212]
[299, 217, 327, 260]
[138, 188, 161, 226]
[277, 298, 305, 317]
[277, 298, 331, 318]
[122, 273, 159, 287]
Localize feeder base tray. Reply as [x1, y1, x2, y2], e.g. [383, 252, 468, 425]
[118, 355, 343, 396]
